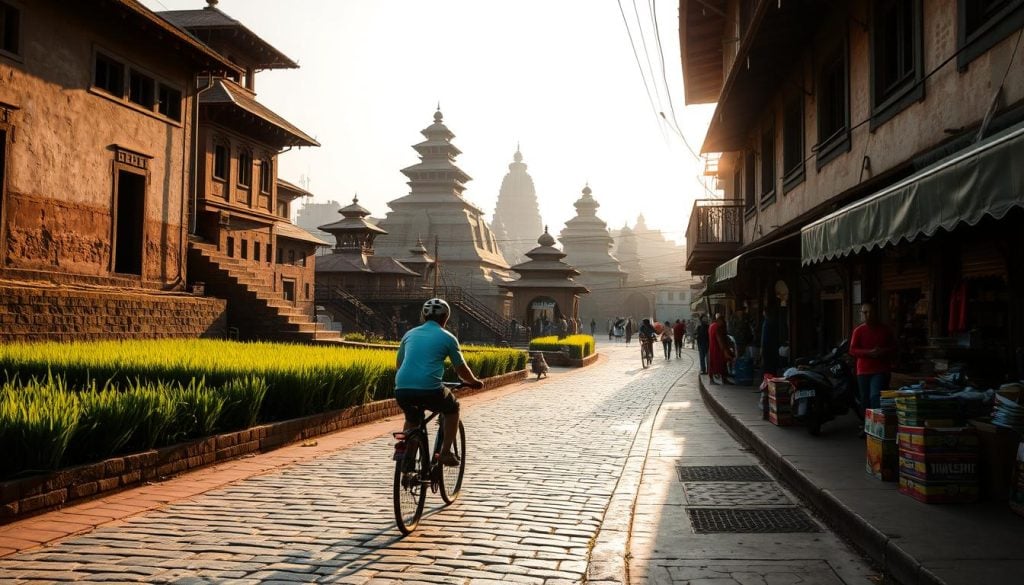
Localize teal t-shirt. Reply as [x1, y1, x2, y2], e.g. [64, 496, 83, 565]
[395, 320, 466, 393]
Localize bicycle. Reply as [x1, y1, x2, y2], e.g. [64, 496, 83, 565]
[639, 335, 654, 368]
[392, 381, 467, 535]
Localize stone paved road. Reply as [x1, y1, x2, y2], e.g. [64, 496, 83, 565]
[0, 341, 877, 584]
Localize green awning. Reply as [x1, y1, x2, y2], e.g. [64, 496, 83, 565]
[712, 254, 742, 283]
[801, 122, 1024, 265]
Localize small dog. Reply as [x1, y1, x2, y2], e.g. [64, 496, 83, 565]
[530, 352, 549, 379]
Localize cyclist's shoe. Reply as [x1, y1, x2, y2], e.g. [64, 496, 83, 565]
[438, 451, 461, 467]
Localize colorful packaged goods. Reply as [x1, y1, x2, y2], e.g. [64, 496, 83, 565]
[865, 408, 898, 439]
[897, 425, 979, 454]
[898, 475, 979, 504]
[879, 390, 899, 410]
[895, 391, 964, 427]
[898, 450, 978, 482]
[767, 379, 793, 427]
[897, 424, 979, 503]
[866, 434, 898, 481]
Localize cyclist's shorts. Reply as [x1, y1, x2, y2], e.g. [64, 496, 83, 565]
[396, 386, 459, 426]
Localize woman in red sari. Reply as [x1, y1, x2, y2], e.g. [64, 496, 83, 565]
[707, 313, 734, 384]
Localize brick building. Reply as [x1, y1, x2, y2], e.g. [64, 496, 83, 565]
[159, 2, 336, 341]
[682, 0, 1024, 377]
[0, 0, 234, 341]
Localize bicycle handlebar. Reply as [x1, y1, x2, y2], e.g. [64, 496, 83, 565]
[442, 381, 469, 389]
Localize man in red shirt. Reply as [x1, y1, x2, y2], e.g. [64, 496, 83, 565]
[849, 302, 896, 422]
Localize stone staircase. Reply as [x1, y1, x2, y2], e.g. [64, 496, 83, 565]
[189, 241, 342, 343]
[314, 284, 392, 335]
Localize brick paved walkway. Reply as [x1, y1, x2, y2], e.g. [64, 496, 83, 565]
[0, 341, 878, 584]
[0, 343, 684, 583]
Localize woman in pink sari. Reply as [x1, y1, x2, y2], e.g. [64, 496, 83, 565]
[707, 313, 733, 384]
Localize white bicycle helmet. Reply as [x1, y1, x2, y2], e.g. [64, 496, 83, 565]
[422, 297, 451, 320]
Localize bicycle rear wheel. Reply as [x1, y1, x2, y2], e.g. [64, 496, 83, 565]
[439, 420, 466, 504]
[393, 432, 428, 535]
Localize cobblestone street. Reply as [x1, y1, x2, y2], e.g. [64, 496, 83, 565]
[0, 342, 877, 584]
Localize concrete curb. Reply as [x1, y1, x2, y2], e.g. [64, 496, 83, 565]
[698, 376, 943, 585]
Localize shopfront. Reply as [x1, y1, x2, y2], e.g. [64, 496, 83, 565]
[801, 122, 1024, 382]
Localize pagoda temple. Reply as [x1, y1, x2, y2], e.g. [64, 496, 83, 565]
[558, 185, 627, 326]
[373, 109, 512, 313]
[491, 147, 544, 265]
[316, 196, 433, 336]
[501, 227, 589, 333]
[615, 222, 645, 284]
[316, 196, 423, 291]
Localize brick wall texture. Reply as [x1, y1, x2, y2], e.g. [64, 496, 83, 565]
[0, 283, 227, 343]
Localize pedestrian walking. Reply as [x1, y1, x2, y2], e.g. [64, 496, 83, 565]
[708, 313, 734, 385]
[590, 318, 596, 336]
[625, 318, 633, 344]
[696, 316, 710, 373]
[661, 321, 673, 360]
[672, 319, 685, 358]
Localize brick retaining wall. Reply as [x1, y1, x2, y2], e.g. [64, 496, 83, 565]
[0, 282, 227, 342]
[530, 349, 600, 367]
[0, 368, 528, 524]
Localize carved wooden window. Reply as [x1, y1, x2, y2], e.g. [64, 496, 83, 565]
[871, 0, 922, 127]
[213, 143, 229, 181]
[128, 69, 155, 109]
[94, 53, 125, 96]
[958, 0, 1024, 68]
[157, 84, 181, 121]
[237, 149, 252, 188]
[259, 158, 272, 194]
[782, 92, 805, 191]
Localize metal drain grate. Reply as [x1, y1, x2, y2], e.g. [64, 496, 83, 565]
[676, 465, 770, 482]
[682, 482, 792, 507]
[688, 508, 820, 534]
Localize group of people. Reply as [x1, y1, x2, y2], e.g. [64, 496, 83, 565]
[632, 318, 690, 361]
[531, 316, 573, 339]
[690, 308, 783, 384]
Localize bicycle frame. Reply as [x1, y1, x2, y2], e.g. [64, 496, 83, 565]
[392, 382, 467, 534]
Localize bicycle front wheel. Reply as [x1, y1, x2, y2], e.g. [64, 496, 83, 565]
[440, 420, 466, 504]
[394, 433, 428, 535]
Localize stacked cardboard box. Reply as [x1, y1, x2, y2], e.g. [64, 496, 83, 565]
[865, 408, 898, 438]
[865, 408, 899, 481]
[767, 379, 793, 426]
[897, 425, 980, 503]
[895, 392, 964, 427]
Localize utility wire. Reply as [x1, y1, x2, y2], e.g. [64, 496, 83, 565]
[618, 0, 667, 142]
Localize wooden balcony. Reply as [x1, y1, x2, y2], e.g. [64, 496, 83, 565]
[685, 199, 744, 275]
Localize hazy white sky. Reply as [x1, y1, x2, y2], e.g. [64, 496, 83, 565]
[143, 0, 716, 244]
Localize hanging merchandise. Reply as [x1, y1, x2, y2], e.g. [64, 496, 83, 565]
[947, 280, 968, 335]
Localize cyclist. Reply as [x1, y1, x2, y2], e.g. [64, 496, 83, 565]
[395, 298, 484, 467]
[637, 318, 657, 360]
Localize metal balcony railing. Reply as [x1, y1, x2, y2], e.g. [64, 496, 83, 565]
[686, 199, 744, 246]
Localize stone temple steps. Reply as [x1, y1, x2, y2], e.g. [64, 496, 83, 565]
[189, 242, 342, 343]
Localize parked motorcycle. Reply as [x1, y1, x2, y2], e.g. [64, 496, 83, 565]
[783, 340, 861, 435]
